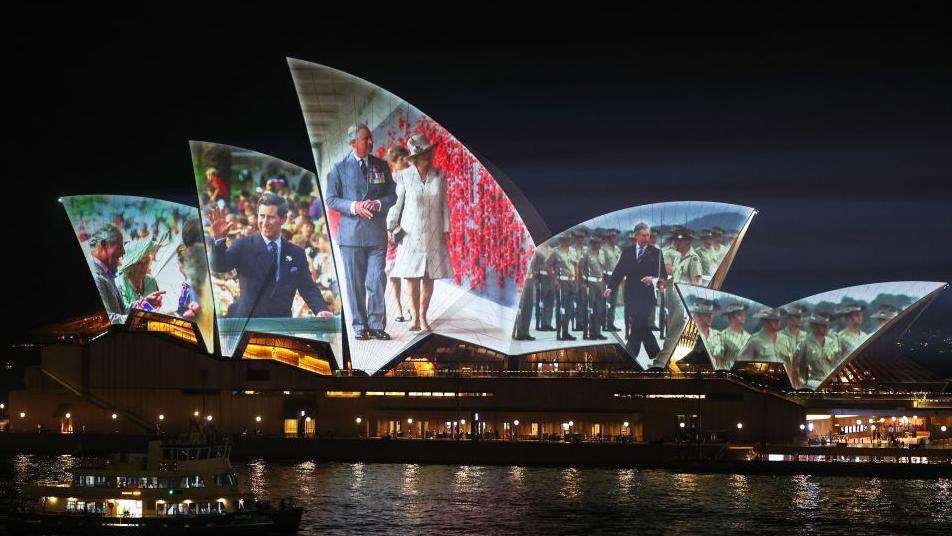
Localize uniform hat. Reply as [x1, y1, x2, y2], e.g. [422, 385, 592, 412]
[835, 304, 866, 316]
[721, 303, 748, 316]
[870, 305, 900, 320]
[699, 229, 714, 239]
[672, 228, 695, 241]
[754, 307, 781, 321]
[605, 228, 620, 236]
[572, 226, 590, 237]
[808, 311, 834, 325]
[780, 304, 809, 317]
[711, 226, 726, 236]
[689, 298, 718, 315]
[557, 233, 573, 242]
[588, 234, 603, 245]
[405, 134, 439, 160]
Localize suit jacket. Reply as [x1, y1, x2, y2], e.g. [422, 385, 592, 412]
[325, 153, 396, 247]
[606, 244, 667, 310]
[90, 259, 127, 323]
[210, 234, 328, 318]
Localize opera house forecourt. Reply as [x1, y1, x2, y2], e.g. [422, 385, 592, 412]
[4, 60, 951, 468]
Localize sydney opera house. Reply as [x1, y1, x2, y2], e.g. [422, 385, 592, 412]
[6, 60, 950, 448]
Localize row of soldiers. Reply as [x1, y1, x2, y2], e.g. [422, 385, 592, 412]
[691, 299, 900, 388]
[514, 224, 736, 344]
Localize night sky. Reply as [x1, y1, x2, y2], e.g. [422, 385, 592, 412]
[9, 7, 951, 371]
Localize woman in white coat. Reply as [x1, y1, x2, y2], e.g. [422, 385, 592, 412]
[386, 134, 454, 332]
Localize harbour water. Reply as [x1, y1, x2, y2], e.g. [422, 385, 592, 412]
[2, 454, 951, 534]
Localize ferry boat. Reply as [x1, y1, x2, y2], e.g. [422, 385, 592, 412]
[2, 433, 302, 534]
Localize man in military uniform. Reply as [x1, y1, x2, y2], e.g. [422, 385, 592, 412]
[835, 304, 868, 358]
[569, 227, 590, 332]
[689, 298, 722, 367]
[578, 233, 608, 341]
[710, 226, 729, 261]
[513, 244, 548, 341]
[717, 303, 750, 370]
[738, 307, 783, 363]
[777, 304, 809, 371]
[599, 228, 622, 331]
[546, 233, 579, 341]
[697, 229, 718, 280]
[793, 311, 841, 390]
[660, 229, 702, 360]
[537, 238, 559, 333]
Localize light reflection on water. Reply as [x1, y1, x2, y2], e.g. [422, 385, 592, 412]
[3, 455, 952, 535]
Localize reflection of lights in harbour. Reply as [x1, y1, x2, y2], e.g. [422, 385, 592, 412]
[401, 464, 419, 497]
[453, 465, 484, 493]
[508, 466, 525, 488]
[617, 468, 635, 494]
[350, 462, 365, 494]
[560, 468, 581, 500]
[295, 460, 316, 496]
[248, 459, 267, 498]
[792, 474, 820, 513]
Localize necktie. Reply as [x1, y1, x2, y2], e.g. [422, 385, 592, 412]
[359, 159, 368, 179]
[637, 246, 644, 259]
[268, 241, 279, 282]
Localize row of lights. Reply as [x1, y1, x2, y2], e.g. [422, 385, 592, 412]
[679, 422, 743, 429]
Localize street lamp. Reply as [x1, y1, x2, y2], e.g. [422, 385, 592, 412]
[64, 413, 71, 419]
[206, 415, 213, 422]
[407, 418, 413, 424]
[799, 424, 806, 431]
[158, 414, 165, 421]
[111, 413, 118, 420]
[623, 421, 630, 428]
[255, 416, 262, 423]
[513, 419, 520, 426]
[942, 425, 948, 433]
[355, 417, 362, 424]
[736, 422, 743, 429]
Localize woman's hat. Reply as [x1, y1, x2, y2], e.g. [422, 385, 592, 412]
[406, 134, 439, 160]
[120, 238, 159, 273]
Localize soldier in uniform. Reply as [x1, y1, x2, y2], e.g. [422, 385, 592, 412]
[660, 229, 702, 360]
[569, 227, 590, 332]
[578, 232, 608, 341]
[777, 304, 809, 371]
[793, 311, 841, 389]
[537, 238, 559, 332]
[599, 228, 623, 331]
[546, 233, 579, 341]
[738, 307, 783, 363]
[513, 244, 548, 341]
[710, 226, 728, 261]
[697, 229, 718, 279]
[689, 298, 723, 367]
[835, 304, 868, 358]
[717, 303, 750, 369]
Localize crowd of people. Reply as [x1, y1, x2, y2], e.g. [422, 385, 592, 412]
[689, 296, 902, 389]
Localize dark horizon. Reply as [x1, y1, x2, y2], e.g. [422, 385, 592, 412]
[8, 7, 951, 372]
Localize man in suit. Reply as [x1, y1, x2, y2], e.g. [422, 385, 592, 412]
[324, 124, 397, 340]
[604, 222, 668, 360]
[208, 192, 333, 319]
[87, 223, 164, 322]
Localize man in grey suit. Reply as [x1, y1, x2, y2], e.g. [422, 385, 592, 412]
[325, 124, 397, 340]
[87, 223, 164, 323]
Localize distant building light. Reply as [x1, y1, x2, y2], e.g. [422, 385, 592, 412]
[942, 426, 948, 433]
[474, 413, 479, 421]
[623, 421, 630, 428]
[355, 417, 362, 424]
[513, 420, 520, 426]
[300, 410, 306, 417]
[19, 412, 26, 418]
[158, 414, 165, 421]
[64, 413, 71, 419]
[736, 422, 743, 429]
[255, 416, 262, 423]
[407, 418, 414, 424]
[808, 423, 815, 432]
[568, 420, 574, 427]
[111, 413, 118, 420]
[194, 411, 200, 417]
[799, 424, 806, 431]
[206, 415, 213, 422]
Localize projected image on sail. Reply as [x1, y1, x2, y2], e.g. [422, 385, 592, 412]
[289, 59, 536, 373]
[510, 202, 756, 370]
[61, 195, 215, 352]
[190, 141, 343, 361]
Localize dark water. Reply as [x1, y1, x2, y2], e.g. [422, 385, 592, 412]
[3, 454, 952, 535]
